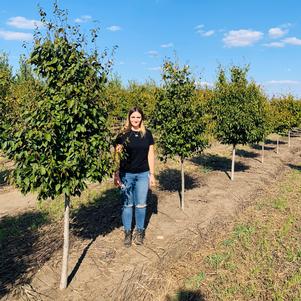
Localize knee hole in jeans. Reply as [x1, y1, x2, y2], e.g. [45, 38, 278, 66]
[136, 204, 147, 208]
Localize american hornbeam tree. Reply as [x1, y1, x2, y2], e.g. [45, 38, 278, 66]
[2, 3, 114, 289]
[260, 100, 274, 163]
[7, 56, 42, 131]
[151, 60, 209, 210]
[270, 95, 298, 153]
[213, 65, 267, 180]
[0, 52, 13, 147]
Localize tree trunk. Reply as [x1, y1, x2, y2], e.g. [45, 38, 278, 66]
[231, 145, 236, 181]
[288, 130, 291, 147]
[261, 140, 264, 163]
[180, 158, 185, 210]
[60, 194, 70, 289]
[276, 136, 279, 154]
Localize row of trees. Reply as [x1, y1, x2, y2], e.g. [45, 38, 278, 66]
[1, 2, 301, 291]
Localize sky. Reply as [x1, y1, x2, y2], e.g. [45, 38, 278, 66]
[0, 0, 301, 97]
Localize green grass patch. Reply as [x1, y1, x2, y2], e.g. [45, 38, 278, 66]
[36, 181, 115, 220]
[177, 169, 301, 300]
[0, 211, 49, 243]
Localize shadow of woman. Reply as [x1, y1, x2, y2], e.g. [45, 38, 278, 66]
[165, 290, 205, 301]
[68, 186, 158, 285]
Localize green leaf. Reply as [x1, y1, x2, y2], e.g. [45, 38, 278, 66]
[45, 133, 51, 142]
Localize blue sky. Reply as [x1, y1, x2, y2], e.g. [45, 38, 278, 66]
[0, 0, 301, 97]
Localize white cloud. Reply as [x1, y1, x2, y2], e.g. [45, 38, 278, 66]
[223, 29, 263, 47]
[195, 24, 215, 37]
[161, 42, 173, 48]
[266, 80, 300, 85]
[147, 66, 161, 71]
[268, 27, 288, 39]
[0, 29, 33, 40]
[282, 37, 301, 45]
[7, 16, 42, 29]
[194, 24, 204, 30]
[106, 25, 122, 32]
[263, 42, 285, 48]
[74, 15, 92, 23]
[201, 30, 215, 37]
[147, 50, 159, 57]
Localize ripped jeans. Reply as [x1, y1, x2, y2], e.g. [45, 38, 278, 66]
[120, 171, 149, 231]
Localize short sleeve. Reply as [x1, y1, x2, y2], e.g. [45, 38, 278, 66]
[114, 134, 123, 147]
[148, 130, 154, 145]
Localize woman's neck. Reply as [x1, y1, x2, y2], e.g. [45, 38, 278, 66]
[131, 126, 140, 131]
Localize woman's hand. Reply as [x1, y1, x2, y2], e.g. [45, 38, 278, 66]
[114, 172, 122, 187]
[149, 173, 156, 188]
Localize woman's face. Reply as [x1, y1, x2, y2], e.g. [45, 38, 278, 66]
[129, 111, 142, 128]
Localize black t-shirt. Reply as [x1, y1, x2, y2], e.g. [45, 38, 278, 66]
[115, 129, 154, 173]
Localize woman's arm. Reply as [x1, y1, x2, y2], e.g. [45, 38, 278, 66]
[148, 145, 155, 187]
[114, 144, 123, 187]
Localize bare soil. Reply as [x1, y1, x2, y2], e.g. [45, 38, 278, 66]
[1, 135, 300, 301]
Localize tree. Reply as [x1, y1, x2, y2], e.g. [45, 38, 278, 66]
[2, 3, 113, 289]
[151, 60, 209, 209]
[270, 95, 297, 152]
[0, 52, 13, 147]
[213, 65, 267, 180]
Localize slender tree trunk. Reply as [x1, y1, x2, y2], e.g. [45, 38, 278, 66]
[60, 194, 70, 289]
[231, 145, 236, 181]
[180, 158, 185, 210]
[276, 136, 279, 154]
[261, 140, 264, 163]
[288, 130, 291, 147]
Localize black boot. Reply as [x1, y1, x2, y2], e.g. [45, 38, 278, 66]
[124, 230, 132, 247]
[135, 229, 145, 245]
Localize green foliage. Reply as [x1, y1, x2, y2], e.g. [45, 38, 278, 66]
[2, 3, 113, 200]
[270, 95, 301, 135]
[151, 60, 209, 161]
[0, 52, 13, 146]
[213, 65, 268, 146]
[105, 76, 158, 129]
[126, 80, 158, 120]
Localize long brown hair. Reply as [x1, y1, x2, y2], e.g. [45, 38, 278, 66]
[123, 107, 146, 136]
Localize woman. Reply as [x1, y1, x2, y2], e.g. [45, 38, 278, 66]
[114, 107, 155, 247]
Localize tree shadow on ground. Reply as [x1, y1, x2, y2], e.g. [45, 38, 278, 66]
[0, 211, 53, 298]
[191, 154, 249, 178]
[0, 169, 11, 187]
[251, 144, 275, 151]
[157, 169, 199, 193]
[165, 290, 205, 301]
[287, 164, 301, 172]
[265, 138, 285, 145]
[236, 149, 259, 158]
[70, 188, 158, 239]
[68, 187, 158, 285]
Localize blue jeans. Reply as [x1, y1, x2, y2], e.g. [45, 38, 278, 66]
[120, 171, 149, 231]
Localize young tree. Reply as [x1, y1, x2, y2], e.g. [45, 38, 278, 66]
[271, 95, 297, 152]
[213, 65, 267, 180]
[260, 100, 273, 163]
[2, 3, 113, 289]
[0, 52, 13, 147]
[151, 60, 209, 209]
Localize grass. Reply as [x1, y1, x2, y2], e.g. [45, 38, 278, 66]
[0, 179, 115, 245]
[0, 211, 49, 242]
[36, 181, 114, 220]
[169, 168, 301, 300]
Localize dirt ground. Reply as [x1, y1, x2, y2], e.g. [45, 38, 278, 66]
[1, 135, 301, 301]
